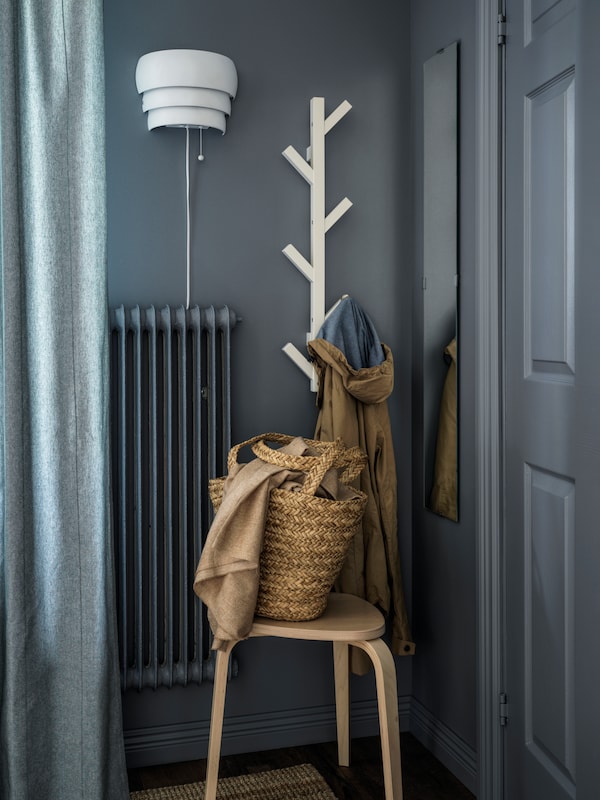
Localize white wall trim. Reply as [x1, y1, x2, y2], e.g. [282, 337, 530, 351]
[124, 694, 477, 796]
[124, 696, 412, 769]
[410, 698, 477, 795]
[475, 1, 505, 799]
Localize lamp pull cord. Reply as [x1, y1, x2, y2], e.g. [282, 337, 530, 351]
[185, 125, 191, 310]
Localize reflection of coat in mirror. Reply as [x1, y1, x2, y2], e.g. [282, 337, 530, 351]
[430, 337, 458, 521]
[307, 299, 415, 670]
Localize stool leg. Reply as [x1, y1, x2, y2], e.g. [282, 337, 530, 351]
[204, 641, 237, 800]
[333, 642, 351, 766]
[355, 638, 403, 800]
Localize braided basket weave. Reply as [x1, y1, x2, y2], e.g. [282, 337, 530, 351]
[208, 433, 367, 622]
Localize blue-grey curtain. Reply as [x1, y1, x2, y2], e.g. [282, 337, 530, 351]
[0, 1, 129, 798]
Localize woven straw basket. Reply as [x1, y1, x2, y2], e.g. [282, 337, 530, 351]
[208, 432, 368, 622]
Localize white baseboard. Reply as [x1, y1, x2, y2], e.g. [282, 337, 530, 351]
[124, 693, 476, 797]
[124, 695, 411, 769]
[409, 698, 477, 794]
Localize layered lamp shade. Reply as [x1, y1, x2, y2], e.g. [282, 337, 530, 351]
[135, 49, 238, 133]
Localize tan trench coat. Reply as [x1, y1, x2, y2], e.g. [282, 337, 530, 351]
[429, 337, 458, 521]
[307, 338, 415, 663]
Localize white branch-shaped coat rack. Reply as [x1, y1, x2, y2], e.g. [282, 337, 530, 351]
[282, 97, 352, 391]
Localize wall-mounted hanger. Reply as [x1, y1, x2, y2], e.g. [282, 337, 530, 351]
[281, 97, 352, 391]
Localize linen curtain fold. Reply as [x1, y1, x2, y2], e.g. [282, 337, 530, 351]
[0, 1, 129, 797]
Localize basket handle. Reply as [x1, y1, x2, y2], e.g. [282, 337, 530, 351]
[250, 434, 331, 470]
[252, 438, 366, 486]
[298, 438, 346, 496]
[226, 433, 367, 495]
[238, 434, 343, 496]
[337, 447, 368, 484]
[250, 435, 367, 495]
[226, 432, 303, 473]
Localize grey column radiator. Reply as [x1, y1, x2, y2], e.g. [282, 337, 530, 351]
[109, 304, 237, 691]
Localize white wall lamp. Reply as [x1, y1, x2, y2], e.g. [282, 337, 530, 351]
[135, 49, 238, 308]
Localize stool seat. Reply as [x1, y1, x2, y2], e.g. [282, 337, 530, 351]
[204, 592, 404, 799]
[250, 591, 386, 641]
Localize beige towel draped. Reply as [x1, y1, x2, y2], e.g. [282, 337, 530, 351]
[193, 437, 355, 650]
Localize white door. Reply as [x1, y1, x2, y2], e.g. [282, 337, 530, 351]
[503, 1, 576, 798]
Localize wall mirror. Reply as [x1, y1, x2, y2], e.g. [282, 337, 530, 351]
[422, 41, 459, 521]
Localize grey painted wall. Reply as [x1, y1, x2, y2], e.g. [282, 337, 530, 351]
[104, 0, 417, 767]
[409, 0, 477, 765]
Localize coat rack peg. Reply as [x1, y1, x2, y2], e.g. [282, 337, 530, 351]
[282, 145, 314, 184]
[324, 99, 352, 133]
[282, 97, 353, 391]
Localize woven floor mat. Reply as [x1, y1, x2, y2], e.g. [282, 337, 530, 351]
[130, 762, 337, 799]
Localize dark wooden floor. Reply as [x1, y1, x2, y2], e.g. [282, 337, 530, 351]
[128, 733, 475, 799]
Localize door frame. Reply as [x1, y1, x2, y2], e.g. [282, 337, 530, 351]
[475, 1, 505, 799]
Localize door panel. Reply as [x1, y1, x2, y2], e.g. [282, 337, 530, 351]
[526, 0, 575, 42]
[525, 467, 575, 785]
[504, 1, 576, 798]
[525, 71, 575, 378]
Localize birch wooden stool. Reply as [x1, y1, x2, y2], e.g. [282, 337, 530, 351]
[204, 592, 403, 800]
